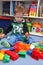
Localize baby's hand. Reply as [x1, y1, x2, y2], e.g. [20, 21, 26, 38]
[25, 32, 29, 37]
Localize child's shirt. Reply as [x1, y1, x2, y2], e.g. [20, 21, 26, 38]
[6, 19, 28, 35]
[12, 21, 24, 34]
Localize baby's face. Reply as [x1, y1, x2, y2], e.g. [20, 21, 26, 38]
[14, 13, 23, 23]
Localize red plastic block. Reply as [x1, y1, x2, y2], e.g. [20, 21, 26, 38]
[40, 51, 43, 59]
[14, 42, 21, 52]
[5, 50, 19, 61]
[40, 53, 43, 59]
[31, 50, 41, 60]
[14, 45, 20, 52]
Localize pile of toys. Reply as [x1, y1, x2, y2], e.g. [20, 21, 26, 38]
[0, 41, 43, 63]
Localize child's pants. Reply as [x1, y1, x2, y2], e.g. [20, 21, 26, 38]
[6, 34, 35, 46]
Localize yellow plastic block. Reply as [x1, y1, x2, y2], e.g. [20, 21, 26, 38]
[0, 53, 4, 61]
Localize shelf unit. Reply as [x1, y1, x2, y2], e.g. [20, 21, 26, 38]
[0, 0, 43, 37]
[29, 32, 43, 37]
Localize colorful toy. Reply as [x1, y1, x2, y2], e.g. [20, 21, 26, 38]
[31, 49, 41, 60]
[32, 27, 36, 32]
[14, 41, 30, 52]
[40, 52, 43, 59]
[29, 2, 37, 16]
[0, 50, 5, 54]
[32, 22, 42, 33]
[30, 44, 35, 50]
[0, 53, 4, 61]
[9, 47, 14, 51]
[34, 48, 40, 52]
[5, 50, 19, 61]
[26, 22, 32, 32]
[22, 32, 29, 42]
[0, 39, 10, 48]
[22, 35, 26, 42]
[18, 51, 26, 58]
[3, 54, 10, 63]
[27, 50, 32, 56]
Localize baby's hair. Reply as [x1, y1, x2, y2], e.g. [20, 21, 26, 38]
[14, 6, 24, 14]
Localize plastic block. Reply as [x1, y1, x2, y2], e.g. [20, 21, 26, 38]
[22, 35, 26, 42]
[18, 51, 26, 58]
[3, 54, 10, 63]
[0, 50, 5, 54]
[14, 42, 30, 52]
[14, 43, 20, 52]
[5, 50, 19, 61]
[0, 53, 4, 60]
[40, 52, 43, 59]
[30, 44, 35, 50]
[20, 49, 26, 52]
[9, 47, 14, 51]
[34, 48, 40, 51]
[1, 39, 10, 48]
[31, 50, 41, 60]
[27, 50, 32, 56]
[40, 46, 43, 51]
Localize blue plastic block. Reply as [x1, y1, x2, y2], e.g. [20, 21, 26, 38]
[27, 50, 32, 56]
[7, 35, 18, 46]
[9, 47, 14, 51]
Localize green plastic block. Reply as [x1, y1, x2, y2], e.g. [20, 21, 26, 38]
[1, 39, 10, 48]
[32, 42, 41, 47]
[3, 54, 10, 63]
[40, 46, 43, 51]
[22, 35, 26, 42]
[18, 51, 26, 58]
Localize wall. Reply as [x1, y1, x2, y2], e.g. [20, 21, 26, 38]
[0, 1, 2, 15]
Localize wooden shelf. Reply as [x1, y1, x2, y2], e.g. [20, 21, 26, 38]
[29, 32, 43, 37]
[1, 15, 43, 19]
